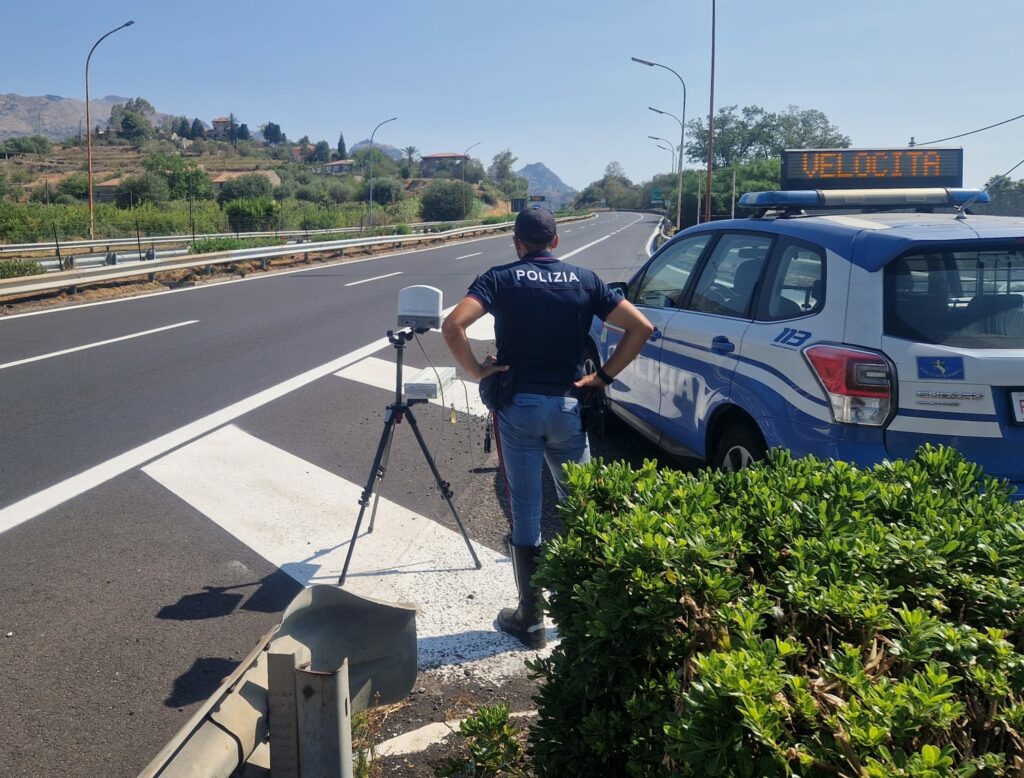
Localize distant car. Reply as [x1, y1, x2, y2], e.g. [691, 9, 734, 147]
[588, 187, 1024, 495]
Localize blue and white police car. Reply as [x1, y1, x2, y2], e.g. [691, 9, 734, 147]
[587, 148, 1024, 495]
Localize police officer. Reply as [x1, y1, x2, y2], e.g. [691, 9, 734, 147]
[442, 208, 653, 648]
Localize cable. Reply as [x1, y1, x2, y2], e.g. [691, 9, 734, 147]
[912, 112, 1024, 147]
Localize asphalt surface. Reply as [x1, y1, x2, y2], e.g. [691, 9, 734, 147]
[0, 212, 663, 776]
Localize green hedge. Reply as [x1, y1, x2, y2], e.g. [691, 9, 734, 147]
[530, 446, 1024, 777]
[0, 259, 45, 279]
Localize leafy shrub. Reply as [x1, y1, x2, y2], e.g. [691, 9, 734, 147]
[436, 705, 530, 777]
[482, 215, 515, 225]
[530, 446, 1024, 777]
[188, 237, 280, 254]
[0, 259, 46, 279]
[420, 180, 474, 222]
[223, 197, 278, 232]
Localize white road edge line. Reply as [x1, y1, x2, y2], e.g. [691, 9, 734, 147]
[0, 333, 392, 535]
[0, 320, 199, 371]
[343, 271, 403, 287]
[455, 252, 482, 260]
[560, 214, 644, 260]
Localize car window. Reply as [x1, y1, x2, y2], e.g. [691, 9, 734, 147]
[884, 245, 1024, 348]
[761, 242, 825, 320]
[687, 233, 773, 318]
[629, 234, 710, 309]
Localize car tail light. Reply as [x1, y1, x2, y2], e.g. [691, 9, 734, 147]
[803, 344, 893, 426]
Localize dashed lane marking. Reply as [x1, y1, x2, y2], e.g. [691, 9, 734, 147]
[0, 320, 199, 371]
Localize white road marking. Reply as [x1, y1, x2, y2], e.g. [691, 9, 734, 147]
[0, 320, 199, 371]
[343, 271, 403, 287]
[142, 425, 552, 677]
[455, 252, 482, 260]
[559, 214, 644, 261]
[335, 357, 488, 417]
[0, 335, 392, 534]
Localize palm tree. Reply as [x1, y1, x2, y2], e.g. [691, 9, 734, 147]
[403, 146, 419, 165]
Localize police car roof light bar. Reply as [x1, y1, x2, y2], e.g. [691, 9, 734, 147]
[739, 188, 990, 214]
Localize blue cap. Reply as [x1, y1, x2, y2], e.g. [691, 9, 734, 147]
[514, 207, 557, 244]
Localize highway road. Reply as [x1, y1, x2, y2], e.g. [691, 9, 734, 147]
[0, 211, 662, 775]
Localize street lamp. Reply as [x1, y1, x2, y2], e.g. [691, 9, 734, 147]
[632, 56, 686, 230]
[85, 20, 134, 240]
[367, 116, 397, 230]
[462, 141, 480, 219]
[648, 136, 676, 172]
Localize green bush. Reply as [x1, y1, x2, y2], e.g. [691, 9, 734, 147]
[0, 259, 46, 279]
[188, 236, 280, 254]
[420, 179, 474, 222]
[530, 446, 1024, 777]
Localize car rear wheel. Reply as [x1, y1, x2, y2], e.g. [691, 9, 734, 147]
[714, 421, 767, 472]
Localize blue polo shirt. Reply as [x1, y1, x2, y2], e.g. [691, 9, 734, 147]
[466, 250, 621, 395]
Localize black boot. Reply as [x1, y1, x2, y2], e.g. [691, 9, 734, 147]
[497, 544, 547, 649]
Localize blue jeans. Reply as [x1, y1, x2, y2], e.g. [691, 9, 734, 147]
[496, 393, 590, 547]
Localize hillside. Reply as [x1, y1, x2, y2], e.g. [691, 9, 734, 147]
[0, 93, 166, 142]
[517, 162, 577, 209]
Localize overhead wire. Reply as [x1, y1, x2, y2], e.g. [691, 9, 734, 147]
[912, 112, 1024, 147]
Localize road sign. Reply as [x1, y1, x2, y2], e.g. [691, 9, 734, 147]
[529, 195, 546, 202]
[511, 198, 527, 212]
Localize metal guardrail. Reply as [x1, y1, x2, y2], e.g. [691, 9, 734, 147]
[0, 216, 590, 301]
[0, 220, 475, 258]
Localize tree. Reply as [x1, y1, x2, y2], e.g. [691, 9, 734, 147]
[175, 116, 192, 139]
[403, 146, 419, 165]
[115, 172, 170, 208]
[686, 104, 851, 167]
[238, 123, 251, 142]
[337, 131, 347, 159]
[263, 122, 284, 145]
[312, 140, 331, 163]
[57, 173, 89, 199]
[363, 176, 404, 205]
[119, 110, 154, 142]
[605, 161, 627, 180]
[488, 149, 529, 199]
[351, 146, 399, 178]
[216, 173, 273, 204]
[2, 135, 51, 154]
[144, 154, 214, 200]
[190, 118, 207, 140]
[223, 197, 278, 232]
[420, 180, 474, 221]
[228, 112, 238, 146]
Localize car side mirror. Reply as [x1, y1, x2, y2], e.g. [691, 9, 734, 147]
[609, 281, 628, 298]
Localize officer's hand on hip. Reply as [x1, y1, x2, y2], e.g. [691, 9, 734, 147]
[573, 372, 609, 391]
[478, 355, 509, 381]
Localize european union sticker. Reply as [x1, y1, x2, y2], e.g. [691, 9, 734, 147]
[917, 356, 965, 380]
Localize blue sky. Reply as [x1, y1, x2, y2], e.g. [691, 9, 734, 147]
[3, 1, 1021, 190]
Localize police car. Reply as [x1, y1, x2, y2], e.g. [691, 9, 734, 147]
[587, 148, 1024, 495]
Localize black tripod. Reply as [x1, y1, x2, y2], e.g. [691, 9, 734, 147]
[338, 328, 483, 585]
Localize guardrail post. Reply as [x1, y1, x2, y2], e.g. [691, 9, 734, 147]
[295, 658, 353, 778]
[268, 647, 310, 777]
[261, 257, 268, 271]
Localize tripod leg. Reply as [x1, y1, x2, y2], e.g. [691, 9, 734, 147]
[404, 407, 483, 570]
[339, 412, 397, 585]
[367, 415, 397, 534]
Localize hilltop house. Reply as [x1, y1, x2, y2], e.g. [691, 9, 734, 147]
[211, 117, 232, 140]
[420, 152, 467, 178]
[321, 159, 355, 176]
[211, 170, 281, 192]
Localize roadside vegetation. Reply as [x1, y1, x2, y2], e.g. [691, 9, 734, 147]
[441, 445, 1024, 776]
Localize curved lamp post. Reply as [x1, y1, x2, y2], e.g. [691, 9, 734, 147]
[632, 57, 686, 229]
[86, 20, 134, 239]
[461, 141, 480, 218]
[367, 116, 397, 229]
[648, 135, 676, 172]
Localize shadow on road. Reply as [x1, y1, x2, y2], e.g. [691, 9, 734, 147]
[164, 656, 240, 707]
[156, 568, 301, 621]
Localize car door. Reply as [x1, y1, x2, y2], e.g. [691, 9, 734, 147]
[658, 231, 775, 457]
[600, 233, 711, 436]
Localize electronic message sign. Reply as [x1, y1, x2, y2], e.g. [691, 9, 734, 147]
[781, 148, 963, 191]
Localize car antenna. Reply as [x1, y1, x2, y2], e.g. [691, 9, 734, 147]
[956, 155, 1024, 220]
